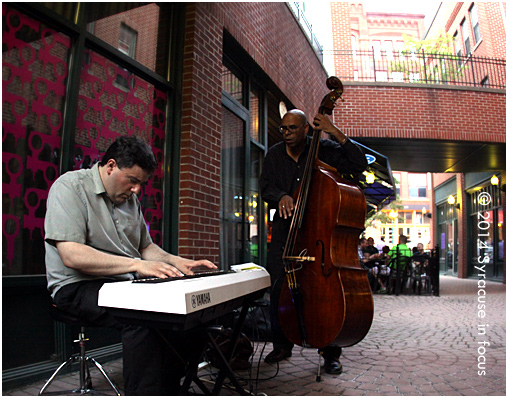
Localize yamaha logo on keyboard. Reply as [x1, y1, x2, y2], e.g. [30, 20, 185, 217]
[191, 292, 211, 308]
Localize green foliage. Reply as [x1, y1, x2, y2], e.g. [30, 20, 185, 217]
[400, 31, 455, 55]
[388, 32, 466, 84]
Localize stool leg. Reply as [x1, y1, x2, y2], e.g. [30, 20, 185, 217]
[38, 355, 78, 395]
[73, 327, 93, 394]
[40, 326, 120, 396]
[77, 327, 120, 395]
[89, 357, 121, 396]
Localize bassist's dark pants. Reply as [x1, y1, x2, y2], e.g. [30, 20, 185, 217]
[269, 275, 342, 361]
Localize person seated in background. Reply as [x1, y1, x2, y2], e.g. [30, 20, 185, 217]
[359, 237, 382, 291]
[363, 237, 379, 257]
[411, 243, 431, 294]
[387, 235, 412, 294]
[415, 243, 429, 258]
[372, 245, 390, 293]
[388, 235, 412, 258]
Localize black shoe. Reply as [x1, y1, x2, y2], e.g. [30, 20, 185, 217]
[324, 358, 343, 374]
[264, 348, 292, 363]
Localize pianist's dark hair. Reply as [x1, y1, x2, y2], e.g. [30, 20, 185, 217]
[100, 136, 157, 174]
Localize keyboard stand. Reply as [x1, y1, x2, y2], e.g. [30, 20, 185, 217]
[179, 300, 252, 395]
[102, 272, 268, 395]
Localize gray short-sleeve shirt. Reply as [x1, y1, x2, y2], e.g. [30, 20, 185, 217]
[45, 163, 153, 299]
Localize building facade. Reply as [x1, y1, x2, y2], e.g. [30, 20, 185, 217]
[329, 2, 505, 281]
[425, 2, 506, 280]
[2, 2, 330, 387]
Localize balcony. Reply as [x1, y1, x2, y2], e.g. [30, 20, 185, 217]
[327, 49, 506, 89]
[288, 2, 323, 62]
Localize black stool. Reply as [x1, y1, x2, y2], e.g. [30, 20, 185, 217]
[39, 305, 121, 396]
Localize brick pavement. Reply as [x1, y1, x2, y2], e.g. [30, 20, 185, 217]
[4, 276, 505, 396]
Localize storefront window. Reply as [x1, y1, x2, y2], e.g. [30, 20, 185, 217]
[220, 106, 245, 266]
[248, 146, 264, 263]
[2, 1, 181, 378]
[2, 3, 174, 275]
[75, 48, 167, 245]
[221, 52, 266, 266]
[40, 2, 78, 21]
[497, 209, 504, 263]
[2, 4, 71, 275]
[437, 202, 458, 274]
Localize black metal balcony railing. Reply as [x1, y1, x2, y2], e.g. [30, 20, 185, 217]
[326, 49, 506, 89]
[288, 2, 323, 61]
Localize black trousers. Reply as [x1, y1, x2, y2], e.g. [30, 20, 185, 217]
[54, 280, 205, 395]
[269, 276, 342, 361]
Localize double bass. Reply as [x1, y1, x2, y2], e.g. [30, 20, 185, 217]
[278, 76, 374, 349]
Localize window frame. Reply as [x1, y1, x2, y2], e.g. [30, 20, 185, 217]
[469, 3, 481, 45]
[460, 18, 471, 55]
[221, 52, 268, 267]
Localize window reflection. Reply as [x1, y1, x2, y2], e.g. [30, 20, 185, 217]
[86, 3, 163, 73]
[220, 106, 245, 266]
[249, 146, 263, 263]
[2, 4, 70, 274]
[250, 87, 260, 142]
[75, 48, 167, 245]
[222, 65, 243, 101]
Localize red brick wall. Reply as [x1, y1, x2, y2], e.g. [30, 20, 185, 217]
[429, 1, 506, 61]
[433, 173, 457, 187]
[331, 2, 353, 77]
[209, 2, 328, 116]
[485, 2, 507, 59]
[336, 84, 506, 143]
[179, 3, 328, 260]
[179, 4, 223, 260]
[443, 2, 491, 58]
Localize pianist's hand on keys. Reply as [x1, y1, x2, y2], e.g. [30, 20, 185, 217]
[133, 269, 231, 283]
[135, 245, 217, 279]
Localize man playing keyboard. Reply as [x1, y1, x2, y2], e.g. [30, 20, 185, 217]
[45, 136, 217, 395]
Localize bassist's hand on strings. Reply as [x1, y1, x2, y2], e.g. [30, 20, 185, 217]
[313, 114, 348, 145]
[279, 194, 294, 219]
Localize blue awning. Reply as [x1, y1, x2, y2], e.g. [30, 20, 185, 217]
[353, 140, 397, 217]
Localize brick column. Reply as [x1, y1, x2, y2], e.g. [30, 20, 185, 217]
[179, 4, 222, 262]
[330, 2, 352, 77]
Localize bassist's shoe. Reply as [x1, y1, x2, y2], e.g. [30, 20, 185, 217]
[324, 358, 343, 374]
